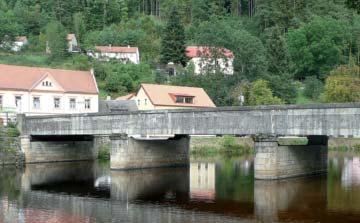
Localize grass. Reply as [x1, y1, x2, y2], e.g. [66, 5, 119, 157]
[98, 144, 110, 160]
[329, 145, 360, 153]
[296, 84, 318, 105]
[191, 136, 254, 157]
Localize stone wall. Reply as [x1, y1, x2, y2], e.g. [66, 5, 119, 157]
[23, 138, 96, 163]
[0, 127, 24, 166]
[111, 135, 190, 170]
[254, 136, 328, 180]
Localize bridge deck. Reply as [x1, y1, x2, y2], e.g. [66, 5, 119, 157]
[23, 103, 360, 137]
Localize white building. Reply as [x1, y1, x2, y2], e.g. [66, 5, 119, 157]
[88, 45, 140, 64]
[0, 64, 99, 124]
[12, 36, 28, 52]
[186, 46, 234, 75]
[67, 34, 79, 52]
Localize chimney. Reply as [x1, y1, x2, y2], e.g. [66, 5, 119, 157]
[106, 95, 111, 101]
[109, 44, 112, 49]
[128, 45, 130, 48]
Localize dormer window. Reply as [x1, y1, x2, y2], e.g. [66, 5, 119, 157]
[175, 95, 194, 104]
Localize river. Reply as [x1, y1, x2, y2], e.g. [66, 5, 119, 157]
[0, 152, 360, 222]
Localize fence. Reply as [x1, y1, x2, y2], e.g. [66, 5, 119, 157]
[0, 107, 17, 126]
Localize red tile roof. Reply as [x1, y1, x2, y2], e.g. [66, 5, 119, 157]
[186, 46, 234, 59]
[140, 83, 216, 108]
[95, 46, 138, 54]
[116, 93, 135, 100]
[0, 64, 98, 94]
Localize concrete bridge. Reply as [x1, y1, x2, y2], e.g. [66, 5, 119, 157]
[18, 103, 360, 179]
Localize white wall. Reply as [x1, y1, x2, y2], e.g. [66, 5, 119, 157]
[88, 51, 140, 64]
[131, 87, 155, 110]
[0, 90, 98, 116]
[189, 57, 234, 75]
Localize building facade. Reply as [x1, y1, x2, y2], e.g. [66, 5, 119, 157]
[88, 45, 140, 64]
[0, 64, 99, 123]
[67, 34, 79, 52]
[186, 46, 234, 75]
[120, 83, 216, 110]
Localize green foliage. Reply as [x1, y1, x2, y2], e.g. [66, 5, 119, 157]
[324, 65, 360, 103]
[160, 7, 187, 66]
[287, 17, 350, 80]
[304, 76, 324, 100]
[266, 74, 297, 104]
[46, 21, 68, 60]
[98, 144, 110, 161]
[101, 62, 155, 95]
[346, 0, 360, 13]
[247, 79, 285, 106]
[73, 12, 86, 45]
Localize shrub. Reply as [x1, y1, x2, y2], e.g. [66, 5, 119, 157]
[304, 76, 323, 100]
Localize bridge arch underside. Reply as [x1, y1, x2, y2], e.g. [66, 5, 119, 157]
[22, 135, 96, 163]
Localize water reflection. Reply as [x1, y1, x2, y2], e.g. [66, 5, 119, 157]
[1, 153, 360, 222]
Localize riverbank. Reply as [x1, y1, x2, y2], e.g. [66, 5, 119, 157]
[0, 125, 24, 166]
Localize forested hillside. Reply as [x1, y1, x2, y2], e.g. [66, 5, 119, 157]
[0, 0, 360, 106]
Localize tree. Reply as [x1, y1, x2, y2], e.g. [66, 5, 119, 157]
[287, 17, 350, 80]
[324, 65, 360, 103]
[160, 7, 187, 66]
[46, 21, 68, 60]
[247, 79, 284, 106]
[73, 12, 86, 46]
[346, 0, 360, 13]
[0, 10, 22, 45]
[304, 76, 323, 100]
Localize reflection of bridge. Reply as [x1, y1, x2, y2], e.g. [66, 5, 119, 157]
[18, 103, 360, 179]
[2, 160, 360, 222]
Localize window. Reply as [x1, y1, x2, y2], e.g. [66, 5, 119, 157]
[138, 99, 141, 106]
[15, 96, 21, 108]
[144, 99, 147, 105]
[85, 99, 91, 109]
[33, 97, 40, 109]
[42, 81, 52, 87]
[70, 98, 76, 110]
[175, 96, 194, 104]
[54, 98, 61, 109]
[0, 95, 3, 109]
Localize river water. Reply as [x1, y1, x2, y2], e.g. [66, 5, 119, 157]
[0, 152, 360, 223]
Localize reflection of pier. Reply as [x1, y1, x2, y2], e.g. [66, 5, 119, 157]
[2, 156, 360, 222]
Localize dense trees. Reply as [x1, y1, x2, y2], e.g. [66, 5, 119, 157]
[1, 0, 360, 105]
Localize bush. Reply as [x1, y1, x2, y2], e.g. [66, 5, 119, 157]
[247, 79, 285, 106]
[304, 76, 323, 100]
[324, 66, 360, 103]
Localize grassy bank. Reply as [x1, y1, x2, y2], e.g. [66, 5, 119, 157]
[190, 136, 254, 157]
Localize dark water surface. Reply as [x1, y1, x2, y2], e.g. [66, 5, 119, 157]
[1, 152, 360, 223]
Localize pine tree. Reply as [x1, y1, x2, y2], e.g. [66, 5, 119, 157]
[160, 7, 187, 66]
[46, 21, 68, 60]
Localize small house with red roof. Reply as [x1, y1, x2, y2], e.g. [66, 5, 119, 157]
[0, 64, 99, 119]
[88, 45, 140, 64]
[120, 83, 216, 110]
[186, 46, 234, 75]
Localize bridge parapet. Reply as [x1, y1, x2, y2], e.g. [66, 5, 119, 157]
[22, 103, 360, 138]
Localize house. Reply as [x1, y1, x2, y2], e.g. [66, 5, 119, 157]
[67, 34, 79, 52]
[186, 46, 234, 75]
[12, 36, 28, 52]
[88, 45, 140, 64]
[119, 83, 216, 110]
[0, 64, 99, 122]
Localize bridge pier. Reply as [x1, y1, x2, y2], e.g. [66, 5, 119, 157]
[110, 134, 190, 170]
[20, 135, 96, 163]
[254, 135, 328, 180]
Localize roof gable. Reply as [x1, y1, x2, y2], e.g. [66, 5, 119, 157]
[32, 73, 65, 92]
[139, 84, 216, 108]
